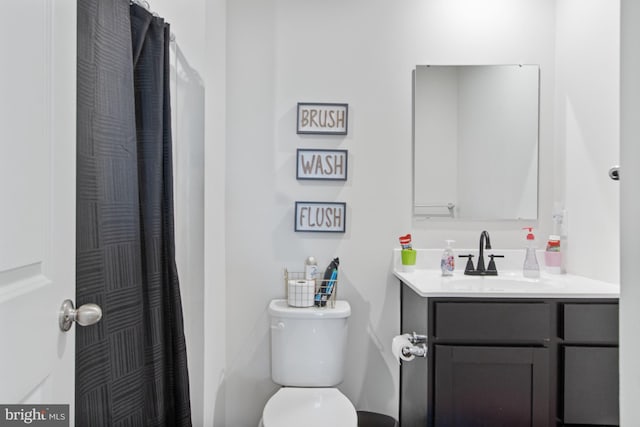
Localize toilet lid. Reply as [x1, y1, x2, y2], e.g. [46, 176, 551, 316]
[263, 388, 357, 427]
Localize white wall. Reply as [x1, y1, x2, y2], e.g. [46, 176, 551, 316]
[203, 0, 227, 425]
[225, 0, 418, 423]
[224, 1, 562, 425]
[410, 0, 556, 248]
[620, 0, 640, 424]
[555, 0, 620, 283]
[221, 1, 619, 425]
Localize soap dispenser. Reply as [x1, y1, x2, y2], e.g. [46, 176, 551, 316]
[523, 227, 540, 279]
[441, 240, 455, 276]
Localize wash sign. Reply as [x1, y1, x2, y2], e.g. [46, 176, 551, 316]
[296, 103, 348, 135]
[296, 149, 348, 181]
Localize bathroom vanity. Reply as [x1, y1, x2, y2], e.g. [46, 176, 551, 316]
[395, 267, 620, 427]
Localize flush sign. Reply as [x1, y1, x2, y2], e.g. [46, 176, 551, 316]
[296, 103, 348, 135]
[295, 202, 346, 233]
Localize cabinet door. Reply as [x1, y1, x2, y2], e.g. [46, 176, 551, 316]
[435, 346, 550, 427]
[563, 346, 619, 425]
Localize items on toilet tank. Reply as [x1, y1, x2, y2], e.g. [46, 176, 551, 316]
[304, 256, 318, 280]
[287, 279, 315, 307]
[284, 256, 340, 309]
[284, 257, 316, 307]
[522, 227, 540, 279]
[544, 235, 562, 274]
[315, 257, 339, 307]
[441, 240, 455, 276]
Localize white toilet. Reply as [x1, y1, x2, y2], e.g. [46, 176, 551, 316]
[260, 299, 358, 427]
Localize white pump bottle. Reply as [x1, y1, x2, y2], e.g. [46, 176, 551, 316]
[523, 227, 540, 279]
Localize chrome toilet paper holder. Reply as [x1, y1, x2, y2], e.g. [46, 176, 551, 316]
[403, 332, 428, 358]
[408, 332, 427, 344]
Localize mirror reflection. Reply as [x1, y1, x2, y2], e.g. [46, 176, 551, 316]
[413, 65, 539, 220]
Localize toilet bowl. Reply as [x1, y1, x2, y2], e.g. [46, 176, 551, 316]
[261, 388, 357, 427]
[262, 299, 357, 427]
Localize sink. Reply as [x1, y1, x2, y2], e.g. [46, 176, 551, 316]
[394, 268, 619, 298]
[392, 249, 619, 299]
[410, 269, 555, 290]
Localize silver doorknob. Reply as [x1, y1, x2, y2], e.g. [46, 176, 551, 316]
[58, 299, 102, 332]
[609, 166, 620, 181]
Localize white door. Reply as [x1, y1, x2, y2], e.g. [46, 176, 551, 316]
[0, 0, 78, 422]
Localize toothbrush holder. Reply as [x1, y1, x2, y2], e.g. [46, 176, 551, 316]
[401, 249, 417, 272]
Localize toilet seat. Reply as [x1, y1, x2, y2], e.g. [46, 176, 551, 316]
[262, 387, 357, 427]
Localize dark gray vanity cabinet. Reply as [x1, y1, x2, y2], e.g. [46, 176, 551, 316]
[561, 304, 619, 425]
[434, 345, 550, 427]
[399, 283, 619, 427]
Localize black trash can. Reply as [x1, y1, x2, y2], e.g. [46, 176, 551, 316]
[357, 411, 399, 427]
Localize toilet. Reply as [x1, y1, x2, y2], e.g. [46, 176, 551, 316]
[260, 299, 357, 427]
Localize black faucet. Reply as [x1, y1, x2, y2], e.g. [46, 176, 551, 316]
[464, 230, 498, 276]
[477, 230, 491, 273]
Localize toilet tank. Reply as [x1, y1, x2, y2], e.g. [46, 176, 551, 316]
[268, 299, 351, 387]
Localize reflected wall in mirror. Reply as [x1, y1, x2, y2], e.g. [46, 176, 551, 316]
[413, 65, 540, 220]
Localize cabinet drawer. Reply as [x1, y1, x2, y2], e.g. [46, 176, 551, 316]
[563, 303, 618, 343]
[434, 302, 551, 341]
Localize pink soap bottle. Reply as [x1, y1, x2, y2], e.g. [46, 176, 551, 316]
[544, 235, 562, 274]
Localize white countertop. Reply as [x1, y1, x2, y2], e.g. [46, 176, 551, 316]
[392, 249, 619, 299]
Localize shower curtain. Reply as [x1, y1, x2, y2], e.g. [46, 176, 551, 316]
[76, 1, 192, 425]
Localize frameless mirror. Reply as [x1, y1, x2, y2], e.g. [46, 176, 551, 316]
[413, 65, 539, 220]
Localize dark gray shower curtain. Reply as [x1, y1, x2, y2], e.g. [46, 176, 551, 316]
[76, 1, 191, 425]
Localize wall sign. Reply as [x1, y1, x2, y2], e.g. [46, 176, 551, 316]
[296, 149, 348, 181]
[296, 103, 348, 135]
[295, 202, 346, 233]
